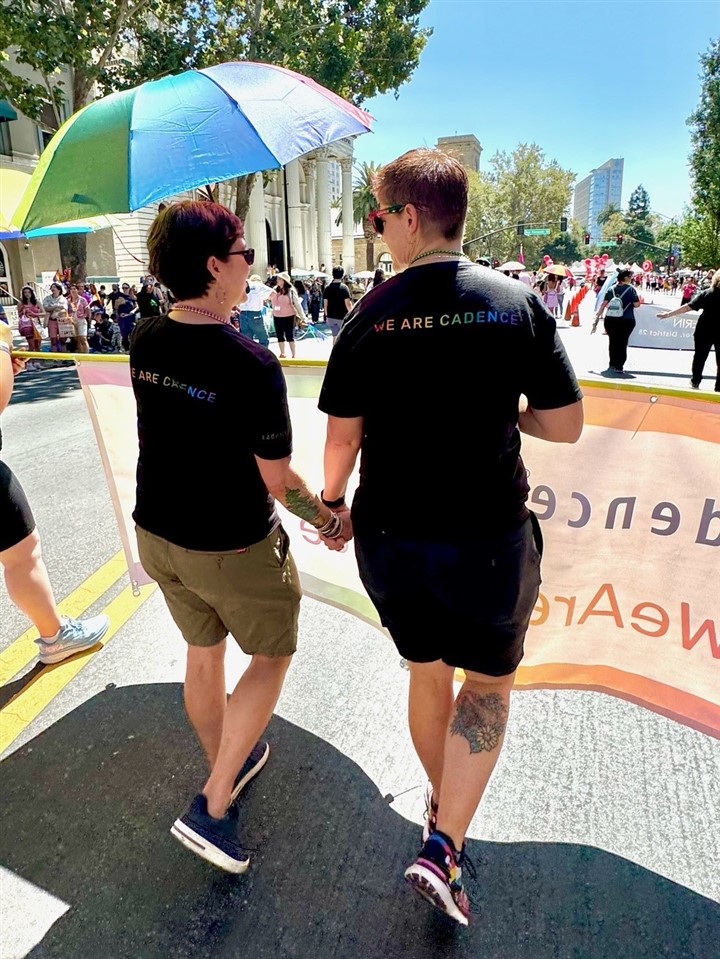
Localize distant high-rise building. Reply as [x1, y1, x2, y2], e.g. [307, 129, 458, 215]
[436, 134, 482, 172]
[572, 158, 624, 241]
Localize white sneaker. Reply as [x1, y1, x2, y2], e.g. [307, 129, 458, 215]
[35, 614, 110, 665]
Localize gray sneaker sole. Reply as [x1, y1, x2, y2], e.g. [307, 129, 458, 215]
[37, 621, 110, 665]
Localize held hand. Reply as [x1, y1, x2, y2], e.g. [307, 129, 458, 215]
[335, 505, 354, 543]
[319, 532, 346, 551]
[11, 355, 27, 376]
[656, 311, 669, 319]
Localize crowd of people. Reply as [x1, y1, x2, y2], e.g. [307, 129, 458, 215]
[16, 276, 168, 354]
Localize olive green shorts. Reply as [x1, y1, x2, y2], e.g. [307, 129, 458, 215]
[136, 524, 301, 656]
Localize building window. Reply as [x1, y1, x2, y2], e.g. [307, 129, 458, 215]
[37, 100, 60, 153]
[0, 122, 11, 156]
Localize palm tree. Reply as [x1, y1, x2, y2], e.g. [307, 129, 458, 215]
[597, 203, 621, 227]
[334, 161, 380, 270]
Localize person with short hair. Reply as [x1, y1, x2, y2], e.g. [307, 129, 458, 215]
[323, 266, 353, 338]
[318, 148, 583, 925]
[132, 200, 348, 875]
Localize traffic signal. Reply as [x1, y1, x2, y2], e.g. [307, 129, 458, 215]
[617, 233, 624, 244]
[560, 216, 568, 232]
[584, 232, 590, 245]
[517, 222, 525, 236]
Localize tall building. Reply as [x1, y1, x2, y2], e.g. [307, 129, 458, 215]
[436, 134, 482, 172]
[572, 158, 624, 241]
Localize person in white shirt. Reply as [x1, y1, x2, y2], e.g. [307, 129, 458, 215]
[239, 274, 272, 346]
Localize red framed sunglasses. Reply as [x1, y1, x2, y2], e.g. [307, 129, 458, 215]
[368, 204, 406, 235]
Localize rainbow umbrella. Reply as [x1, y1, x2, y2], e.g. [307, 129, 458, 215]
[0, 167, 114, 239]
[15, 61, 373, 232]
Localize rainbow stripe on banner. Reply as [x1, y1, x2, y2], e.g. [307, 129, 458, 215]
[73, 357, 720, 739]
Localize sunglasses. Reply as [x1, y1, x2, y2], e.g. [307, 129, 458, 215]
[369, 204, 406, 235]
[226, 247, 255, 265]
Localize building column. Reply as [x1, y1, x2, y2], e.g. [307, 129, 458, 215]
[285, 158, 304, 271]
[247, 173, 268, 277]
[303, 158, 318, 269]
[315, 148, 332, 273]
[340, 157, 356, 276]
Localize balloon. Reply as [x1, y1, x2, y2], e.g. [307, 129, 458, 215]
[594, 255, 601, 262]
[584, 258, 592, 267]
[601, 253, 609, 261]
[543, 255, 552, 263]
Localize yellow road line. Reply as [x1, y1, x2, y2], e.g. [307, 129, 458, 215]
[0, 582, 157, 754]
[0, 551, 127, 685]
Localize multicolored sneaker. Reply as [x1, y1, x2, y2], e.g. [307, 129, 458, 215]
[405, 830, 473, 926]
[230, 741, 270, 804]
[171, 794, 250, 874]
[35, 614, 110, 665]
[421, 781, 438, 844]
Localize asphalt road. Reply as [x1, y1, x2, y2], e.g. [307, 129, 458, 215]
[0, 300, 718, 958]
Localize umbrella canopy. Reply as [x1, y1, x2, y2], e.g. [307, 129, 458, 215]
[0, 168, 112, 239]
[542, 263, 572, 278]
[16, 61, 373, 232]
[352, 270, 375, 279]
[497, 261, 526, 272]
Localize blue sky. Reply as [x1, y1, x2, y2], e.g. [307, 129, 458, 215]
[353, 0, 719, 219]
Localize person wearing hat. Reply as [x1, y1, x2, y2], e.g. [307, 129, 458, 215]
[239, 274, 273, 347]
[89, 307, 121, 353]
[269, 273, 305, 358]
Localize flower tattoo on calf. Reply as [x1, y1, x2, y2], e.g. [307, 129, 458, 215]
[449, 691, 508, 753]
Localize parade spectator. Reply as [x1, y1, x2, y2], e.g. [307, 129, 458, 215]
[269, 272, 304, 358]
[371, 268, 385, 290]
[318, 148, 583, 926]
[592, 268, 641, 377]
[239, 273, 272, 346]
[17, 286, 43, 352]
[308, 280, 323, 324]
[136, 279, 162, 321]
[42, 282, 69, 352]
[0, 324, 109, 663]
[657, 268, 720, 391]
[132, 199, 347, 875]
[107, 283, 123, 310]
[681, 278, 698, 305]
[115, 283, 138, 350]
[88, 309, 121, 352]
[323, 266, 353, 338]
[294, 280, 310, 315]
[542, 274, 561, 317]
[68, 283, 90, 353]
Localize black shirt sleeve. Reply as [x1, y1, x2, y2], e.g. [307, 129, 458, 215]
[250, 359, 293, 459]
[522, 297, 583, 410]
[318, 318, 366, 418]
[688, 289, 709, 312]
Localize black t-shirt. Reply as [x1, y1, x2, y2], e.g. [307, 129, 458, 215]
[324, 281, 351, 320]
[689, 286, 720, 320]
[130, 316, 292, 550]
[319, 262, 582, 539]
[603, 282, 640, 320]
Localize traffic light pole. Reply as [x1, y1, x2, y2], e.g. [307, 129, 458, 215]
[463, 219, 566, 248]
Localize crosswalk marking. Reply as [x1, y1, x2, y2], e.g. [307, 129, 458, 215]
[0, 550, 127, 685]
[0, 582, 156, 754]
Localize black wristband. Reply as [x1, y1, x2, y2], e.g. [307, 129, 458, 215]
[321, 490, 345, 509]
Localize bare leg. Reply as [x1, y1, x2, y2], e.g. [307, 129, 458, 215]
[407, 660, 455, 805]
[435, 670, 515, 850]
[203, 653, 292, 818]
[0, 530, 62, 637]
[289, 340, 296, 358]
[183, 641, 228, 770]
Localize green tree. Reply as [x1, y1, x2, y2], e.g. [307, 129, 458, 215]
[1, 0, 431, 275]
[686, 37, 720, 266]
[627, 184, 651, 222]
[542, 233, 582, 264]
[597, 203, 622, 227]
[464, 144, 575, 265]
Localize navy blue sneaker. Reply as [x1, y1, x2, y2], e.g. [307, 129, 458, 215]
[171, 794, 250, 873]
[230, 741, 270, 804]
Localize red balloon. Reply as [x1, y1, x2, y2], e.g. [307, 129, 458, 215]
[593, 255, 601, 262]
[543, 255, 552, 263]
[601, 253, 609, 261]
[584, 258, 592, 267]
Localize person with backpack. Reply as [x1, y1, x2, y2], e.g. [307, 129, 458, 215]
[591, 269, 641, 377]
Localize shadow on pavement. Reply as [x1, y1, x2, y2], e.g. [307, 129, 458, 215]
[9, 367, 80, 406]
[1, 683, 717, 959]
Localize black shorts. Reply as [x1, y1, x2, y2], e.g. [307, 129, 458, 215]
[0, 460, 36, 552]
[353, 512, 543, 676]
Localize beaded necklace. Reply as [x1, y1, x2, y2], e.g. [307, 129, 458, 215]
[409, 249, 469, 266]
[171, 302, 231, 324]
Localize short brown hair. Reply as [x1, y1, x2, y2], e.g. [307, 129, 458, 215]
[147, 201, 242, 299]
[373, 148, 468, 241]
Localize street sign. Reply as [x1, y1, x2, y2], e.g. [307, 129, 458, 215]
[598, 240, 617, 247]
[524, 228, 551, 236]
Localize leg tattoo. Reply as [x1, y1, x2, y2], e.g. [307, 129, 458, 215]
[450, 691, 508, 753]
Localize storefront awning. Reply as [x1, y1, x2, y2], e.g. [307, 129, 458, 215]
[0, 100, 18, 122]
